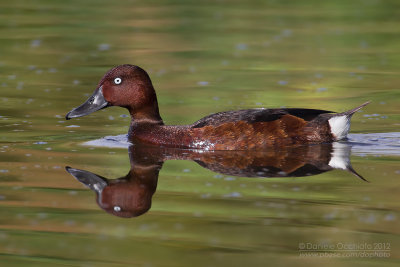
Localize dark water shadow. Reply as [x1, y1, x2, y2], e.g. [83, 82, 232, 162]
[66, 143, 365, 218]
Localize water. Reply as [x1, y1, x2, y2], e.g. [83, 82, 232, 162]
[1, 0, 400, 266]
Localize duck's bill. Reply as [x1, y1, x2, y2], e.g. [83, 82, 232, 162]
[65, 86, 109, 120]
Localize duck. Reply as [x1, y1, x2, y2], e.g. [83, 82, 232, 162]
[66, 64, 370, 150]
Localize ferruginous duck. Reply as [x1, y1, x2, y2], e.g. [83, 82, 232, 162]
[66, 64, 370, 150]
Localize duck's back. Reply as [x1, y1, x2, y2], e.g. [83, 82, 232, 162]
[191, 108, 333, 128]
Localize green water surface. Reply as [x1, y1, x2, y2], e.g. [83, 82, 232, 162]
[0, 0, 399, 266]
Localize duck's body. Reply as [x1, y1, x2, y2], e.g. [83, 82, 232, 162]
[129, 109, 331, 150]
[66, 64, 370, 150]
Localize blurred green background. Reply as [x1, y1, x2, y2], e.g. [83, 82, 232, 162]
[0, 0, 399, 266]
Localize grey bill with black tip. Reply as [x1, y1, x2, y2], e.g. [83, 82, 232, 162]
[65, 86, 109, 120]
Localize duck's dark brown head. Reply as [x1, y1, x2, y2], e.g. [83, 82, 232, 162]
[66, 64, 163, 123]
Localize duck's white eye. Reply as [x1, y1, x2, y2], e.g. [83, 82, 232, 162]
[114, 77, 122, 85]
[114, 206, 121, 212]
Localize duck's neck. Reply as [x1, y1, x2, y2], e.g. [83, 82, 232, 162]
[128, 103, 163, 125]
[127, 86, 164, 126]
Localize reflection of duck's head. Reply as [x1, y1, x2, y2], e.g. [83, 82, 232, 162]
[66, 163, 160, 218]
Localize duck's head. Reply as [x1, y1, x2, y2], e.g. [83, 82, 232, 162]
[66, 64, 162, 122]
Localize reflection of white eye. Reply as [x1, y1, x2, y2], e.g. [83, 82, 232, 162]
[114, 77, 122, 85]
[114, 206, 121, 212]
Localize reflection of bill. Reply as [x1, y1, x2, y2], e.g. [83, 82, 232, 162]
[66, 143, 366, 218]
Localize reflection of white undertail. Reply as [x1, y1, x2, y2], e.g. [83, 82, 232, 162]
[329, 142, 367, 181]
[328, 101, 370, 141]
[329, 142, 351, 170]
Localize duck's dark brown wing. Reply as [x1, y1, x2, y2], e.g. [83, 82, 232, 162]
[191, 108, 334, 128]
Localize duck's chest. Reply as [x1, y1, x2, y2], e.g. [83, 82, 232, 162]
[128, 125, 194, 148]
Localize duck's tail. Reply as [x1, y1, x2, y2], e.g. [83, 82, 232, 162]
[328, 101, 370, 141]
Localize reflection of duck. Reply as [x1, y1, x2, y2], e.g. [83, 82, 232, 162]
[66, 64, 370, 150]
[66, 143, 365, 218]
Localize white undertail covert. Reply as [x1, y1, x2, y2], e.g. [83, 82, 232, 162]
[328, 101, 371, 141]
[328, 116, 351, 141]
